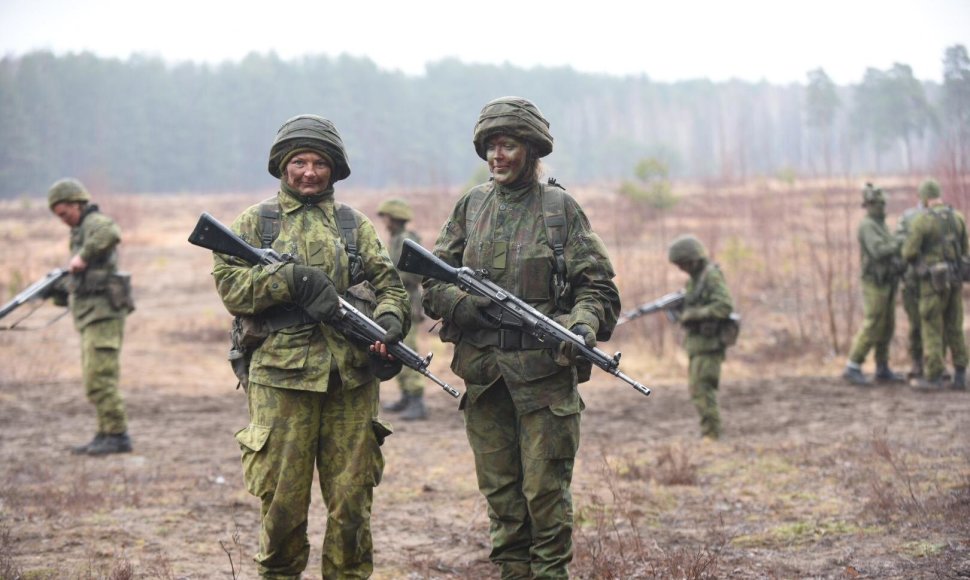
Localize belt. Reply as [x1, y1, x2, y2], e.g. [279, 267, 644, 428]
[262, 306, 315, 332]
[464, 327, 554, 350]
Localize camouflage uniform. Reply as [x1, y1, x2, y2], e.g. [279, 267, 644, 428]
[423, 97, 620, 579]
[895, 204, 925, 376]
[670, 236, 734, 440]
[845, 185, 903, 382]
[212, 115, 409, 579]
[901, 180, 968, 387]
[48, 178, 132, 451]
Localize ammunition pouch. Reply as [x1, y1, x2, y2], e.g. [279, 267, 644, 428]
[928, 262, 953, 293]
[720, 313, 741, 347]
[106, 272, 135, 313]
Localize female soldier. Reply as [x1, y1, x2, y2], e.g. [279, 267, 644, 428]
[422, 97, 621, 579]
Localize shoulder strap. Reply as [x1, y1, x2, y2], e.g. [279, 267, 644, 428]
[542, 178, 571, 309]
[465, 186, 494, 233]
[257, 197, 281, 249]
[335, 203, 365, 285]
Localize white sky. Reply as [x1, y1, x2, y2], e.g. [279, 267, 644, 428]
[1, 0, 967, 84]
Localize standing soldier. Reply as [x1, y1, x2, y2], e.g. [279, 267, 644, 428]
[422, 97, 620, 578]
[667, 234, 736, 440]
[895, 192, 925, 379]
[901, 179, 968, 390]
[47, 178, 134, 455]
[211, 114, 410, 578]
[377, 198, 428, 420]
[842, 183, 905, 385]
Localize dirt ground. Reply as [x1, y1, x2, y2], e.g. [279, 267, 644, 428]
[1, 192, 969, 579]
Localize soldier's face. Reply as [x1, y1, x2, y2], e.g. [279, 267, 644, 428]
[52, 202, 83, 227]
[284, 151, 332, 196]
[486, 135, 527, 186]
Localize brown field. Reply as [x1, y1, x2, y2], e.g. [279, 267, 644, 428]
[1, 180, 968, 579]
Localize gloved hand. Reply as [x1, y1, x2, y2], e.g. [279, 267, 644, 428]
[287, 264, 339, 322]
[558, 323, 596, 365]
[450, 294, 498, 332]
[375, 312, 403, 344]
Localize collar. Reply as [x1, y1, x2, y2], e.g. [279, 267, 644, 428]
[279, 180, 335, 214]
[494, 179, 538, 203]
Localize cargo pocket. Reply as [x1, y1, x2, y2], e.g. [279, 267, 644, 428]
[235, 423, 272, 497]
[519, 243, 554, 302]
[254, 325, 312, 370]
[525, 391, 584, 460]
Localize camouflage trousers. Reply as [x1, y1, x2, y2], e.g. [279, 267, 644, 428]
[463, 379, 582, 580]
[688, 351, 724, 439]
[395, 324, 424, 396]
[901, 281, 922, 368]
[848, 280, 898, 366]
[235, 377, 384, 579]
[80, 317, 127, 434]
[919, 282, 968, 380]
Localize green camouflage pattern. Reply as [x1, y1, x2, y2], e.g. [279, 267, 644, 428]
[848, 280, 898, 365]
[463, 380, 582, 579]
[380, 224, 423, 396]
[69, 206, 125, 329]
[895, 205, 925, 366]
[80, 318, 127, 434]
[47, 177, 90, 209]
[857, 213, 902, 285]
[472, 96, 554, 160]
[688, 352, 723, 439]
[396, 322, 424, 396]
[235, 379, 383, 578]
[212, 188, 410, 393]
[901, 205, 969, 266]
[679, 262, 734, 355]
[423, 180, 620, 413]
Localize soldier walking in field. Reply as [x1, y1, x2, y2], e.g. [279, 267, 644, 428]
[895, 191, 926, 379]
[667, 234, 737, 440]
[377, 198, 428, 420]
[842, 183, 906, 386]
[901, 179, 968, 390]
[422, 96, 620, 579]
[47, 178, 135, 456]
[211, 114, 410, 578]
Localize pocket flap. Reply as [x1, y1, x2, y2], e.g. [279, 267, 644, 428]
[234, 424, 271, 452]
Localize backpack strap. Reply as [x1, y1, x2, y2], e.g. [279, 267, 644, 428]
[542, 178, 571, 310]
[464, 186, 494, 233]
[257, 197, 281, 249]
[335, 203, 365, 285]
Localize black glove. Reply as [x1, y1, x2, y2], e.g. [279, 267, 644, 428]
[450, 295, 499, 332]
[287, 265, 339, 322]
[559, 323, 596, 364]
[368, 352, 403, 381]
[375, 313, 403, 345]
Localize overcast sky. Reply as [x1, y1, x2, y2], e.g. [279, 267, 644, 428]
[1, 0, 967, 84]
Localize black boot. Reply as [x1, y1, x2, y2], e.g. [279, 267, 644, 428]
[86, 432, 132, 456]
[71, 433, 104, 455]
[400, 394, 427, 421]
[875, 363, 904, 383]
[382, 393, 411, 413]
[953, 367, 966, 390]
[842, 365, 870, 386]
[907, 360, 923, 379]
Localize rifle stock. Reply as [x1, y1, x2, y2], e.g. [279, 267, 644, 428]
[398, 239, 650, 398]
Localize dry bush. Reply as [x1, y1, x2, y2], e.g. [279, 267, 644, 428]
[655, 443, 699, 486]
[0, 523, 24, 580]
[862, 432, 926, 524]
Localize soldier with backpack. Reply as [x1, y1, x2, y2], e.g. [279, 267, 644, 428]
[421, 97, 620, 578]
[211, 114, 410, 578]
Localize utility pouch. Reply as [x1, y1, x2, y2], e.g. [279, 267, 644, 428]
[106, 272, 136, 313]
[344, 280, 377, 319]
[961, 256, 970, 284]
[929, 262, 952, 293]
[719, 313, 742, 347]
[229, 315, 271, 390]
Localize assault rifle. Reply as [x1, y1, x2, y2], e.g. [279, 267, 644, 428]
[187, 212, 460, 399]
[616, 291, 685, 326]
[397, 239, 651, 397]
[0, 269, 69, 329]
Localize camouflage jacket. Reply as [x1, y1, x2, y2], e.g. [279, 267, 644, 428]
[902, 204, 968, 269]
[387, 227, 424, 322]
[857, 214, 902, 285]
[895, 205, 925, 286]
[423, 180, 620, 413]
[679, 261, 734, 355]
[212, 189, 410, 393]
[68, 205, 125, 329]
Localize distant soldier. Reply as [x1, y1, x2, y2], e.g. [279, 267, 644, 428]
[842, 183, 905, 386]
[895, 193, 925, 379]
[667, 234, 736, 440]
[901, 179, 968, 390]
[47, 178, 135, 455]
[377, 198, 428, 420]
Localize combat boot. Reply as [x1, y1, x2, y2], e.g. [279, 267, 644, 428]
[382, 393, 411, 413]
[71, 433, 104, 455]
[399, 394, 427, 421]
[86, 432, 132, 456]
[874, 363, 905, 383]
[952, 367, 966, 391]
[907, 361, 923, 379]
[842, 364, 870, 386]
[910, 376, 945, 391]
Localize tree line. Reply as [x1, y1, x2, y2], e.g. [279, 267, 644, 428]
[0, 46, 968, 198]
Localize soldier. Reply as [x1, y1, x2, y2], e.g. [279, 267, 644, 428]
[842, 183, 906, 385]
[895, 192, 925, 379]
[47, 178, 134, 456]
[211, 114, 410, 578]
[901, 179, 968, 390]
[377, 198, 428, 420]
[667, 234, 736, 440]
[422, 97, 620, 578]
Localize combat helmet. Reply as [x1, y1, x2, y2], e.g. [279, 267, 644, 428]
[377, 198, 413, 222]
[472, 96, 554, 160]
[668, 234, 708, 264]
[47, 178, 91, 210]
[861, 182, 886, 207]
[919, 179, 941, 202]
[268, 114, 351, 182]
